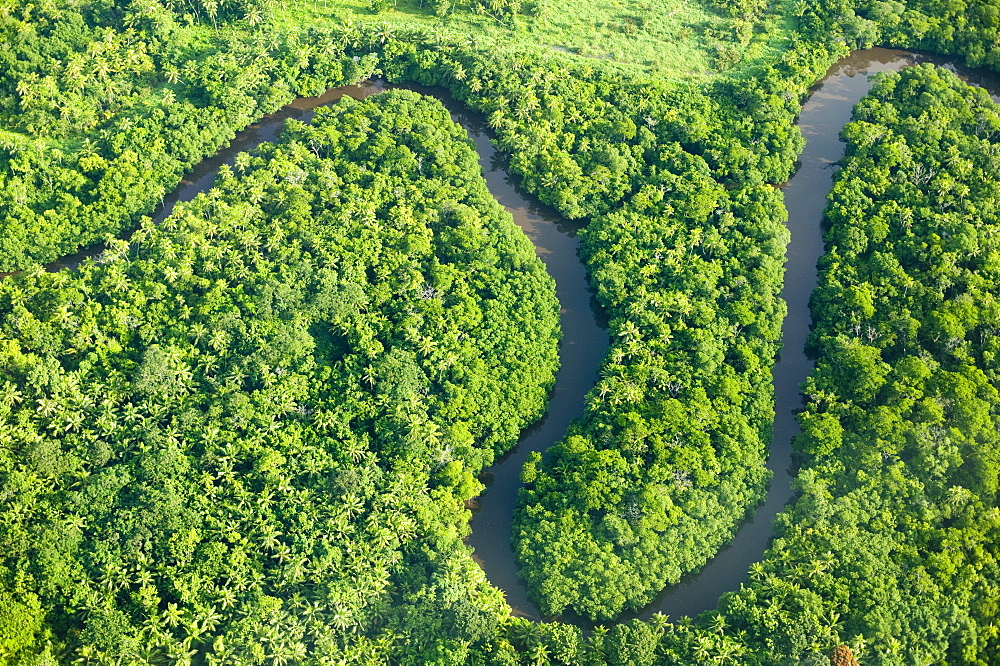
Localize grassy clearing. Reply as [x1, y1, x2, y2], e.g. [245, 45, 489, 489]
[520, 0, 725, 78]
[268, 0, 798, 82]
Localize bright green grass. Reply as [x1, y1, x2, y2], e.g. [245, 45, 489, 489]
[521, 0, 726, 78]
[268, 0, 798, 82]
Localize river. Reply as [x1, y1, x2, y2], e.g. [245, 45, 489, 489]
[25, 48, 1000, 624]
[636, 47, 1000, 621]
[25, 75, 606, 618]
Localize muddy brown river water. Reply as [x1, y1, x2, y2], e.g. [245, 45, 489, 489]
[27, 47, 1000, 624]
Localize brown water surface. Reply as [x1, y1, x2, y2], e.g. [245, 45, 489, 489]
[19, 48, 1000, 624]
[393, 83, 609, 619]
[636, 47, 1000, 621]
[22, 76, 605, 619]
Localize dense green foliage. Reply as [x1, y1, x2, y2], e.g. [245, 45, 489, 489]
[4, 0, 1000, 660]
[492, 0, 1000, 629]
[512, 114, 789, 619]
[0, 90, 559, 663]
[819, 0, 1000, 68]
[0, 0, 818, 653]
[483, 55, 1000, 666]
[0, 3, 375, 270]
[355, 17, 838, 624]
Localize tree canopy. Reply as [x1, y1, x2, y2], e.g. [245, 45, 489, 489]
[2, 0, 1000, 662]
[0, 89, 559, 663]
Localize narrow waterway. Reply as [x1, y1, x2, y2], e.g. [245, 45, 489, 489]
[23, 49, 999, 625]
[21, 75, 605, 619]
[400, 49, 998, 621]
[635, 47, 1000, 621]
[402, 87, 609, 620]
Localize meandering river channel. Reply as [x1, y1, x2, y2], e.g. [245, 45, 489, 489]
[33, 47, 1000, 625]
[637, 48, 1000, 622]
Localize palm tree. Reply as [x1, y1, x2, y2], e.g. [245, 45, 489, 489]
[946, 485, 971, 509]
[244, 5, 264, 28]
[164, 603, 184, 628]
[216, 586, 237, 610]
[15, 76, 38, 108]
[649, 612, 670, 635]
[330, 605, 354, 631]
[529, 643, 550, 666]
[617, 319, 642, 343]
[509, 618, 543, 647]
[198, 606, 223, 634]
[203, 0, 219, 29]
[821, 610, 844, 645]
[713, 638, 746, 664]
[374, 23, 394, 45]
[692, 635, 715, 661]
[588, 625, 609, 655]
[165, 643, 198, 666]
[342, 493, 365, 518]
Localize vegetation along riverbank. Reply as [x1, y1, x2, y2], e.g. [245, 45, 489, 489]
[1, 0, 999, 662]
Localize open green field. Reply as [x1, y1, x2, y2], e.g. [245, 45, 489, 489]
[269, 0, 797, 81]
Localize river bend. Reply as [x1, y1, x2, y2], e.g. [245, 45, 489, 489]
[25, 48, 1000, 624]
